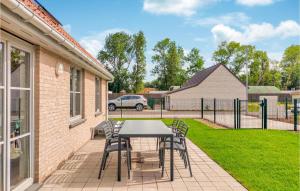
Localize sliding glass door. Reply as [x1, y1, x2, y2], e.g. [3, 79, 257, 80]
[0, 40, 5, 191]
[0, 32, 34, 191]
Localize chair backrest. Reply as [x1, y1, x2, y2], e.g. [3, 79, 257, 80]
[102, 121, 113, 140]
[171, 119, 180, 128]
[177, 121, 189, 137]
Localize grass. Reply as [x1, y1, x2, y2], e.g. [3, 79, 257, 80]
[114, 118, 299, 191]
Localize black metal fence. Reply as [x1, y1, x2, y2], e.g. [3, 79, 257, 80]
[108, 97, 299, 131]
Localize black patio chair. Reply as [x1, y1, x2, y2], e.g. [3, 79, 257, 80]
[156, 119, 180, 150]
[159, 121, 192, 177]
[98, 121, 132, 179]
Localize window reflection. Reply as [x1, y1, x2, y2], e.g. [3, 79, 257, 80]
[0, 42, 3, 86]
[10, 47, 30, 88]
[10, 90, 29, 137]
[10, 136, 30, 189]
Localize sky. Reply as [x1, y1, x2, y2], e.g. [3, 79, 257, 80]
[38, 0, 299, 81]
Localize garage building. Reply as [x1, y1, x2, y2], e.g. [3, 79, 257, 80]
[165, 64, 246, 110]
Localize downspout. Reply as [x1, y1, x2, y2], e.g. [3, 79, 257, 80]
[1, 0, 113, 80]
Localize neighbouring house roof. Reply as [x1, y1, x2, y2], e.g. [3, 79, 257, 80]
[149, 91, 168, 94]
[248, 86, 281, 94]
[167, 64, 244, 94]
[143, 88, 157, 94]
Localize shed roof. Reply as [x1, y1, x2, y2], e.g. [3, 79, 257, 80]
[248, 86, 281, 94]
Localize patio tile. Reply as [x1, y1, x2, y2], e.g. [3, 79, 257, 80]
[38, 137, 247, 191]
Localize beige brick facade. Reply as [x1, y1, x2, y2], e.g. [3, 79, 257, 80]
[34, 47, 108, 182]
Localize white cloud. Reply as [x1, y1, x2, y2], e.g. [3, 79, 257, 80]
[190, 12, 250, 26]
[79, 28, 130, 57]
[236, 0, 274, 6]
[211, 20, 300, 44]
[143, 0, 216, 16]
[62, 24, 72, 33]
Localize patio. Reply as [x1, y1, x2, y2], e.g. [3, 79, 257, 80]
[39, 137, 247, 191]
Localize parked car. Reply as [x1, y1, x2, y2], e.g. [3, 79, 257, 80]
[108, 95, 147, 111]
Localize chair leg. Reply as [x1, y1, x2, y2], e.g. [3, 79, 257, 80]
[184, 143, 192, 177]
[183, 152, 187, 168]
[98, 151, 107, 179]
[127, 148, 131, 179]
[156, 138, 159, 151]
[159, 148, 163, 168]
[102, 152, 109, 170]
[129, 150, 132, 170]
[161, 148, 165, 177]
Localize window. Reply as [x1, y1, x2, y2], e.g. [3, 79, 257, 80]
[95, 77, 101, 113]
[70, 67, 82, 120]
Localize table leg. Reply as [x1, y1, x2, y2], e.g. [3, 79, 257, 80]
[118, 137, 121, 181]
[170, 135, 174, 181]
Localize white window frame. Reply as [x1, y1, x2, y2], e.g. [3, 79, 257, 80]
[70, 67, 83, 122]
[0, 30, 35, 191]
[95, 77, 101, 113]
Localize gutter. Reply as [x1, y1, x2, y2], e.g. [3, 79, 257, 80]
[1, 0, 113, 81]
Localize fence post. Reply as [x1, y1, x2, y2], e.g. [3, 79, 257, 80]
[201, 98, 204, 119]
[260, 99, 264, 129]
[160, 97, 163, 119]
[285, 97, 288, 119]
[294, 99, 298, 131]
[264, 98, 268, 130]
[234, 99, 236, 129]
[238, 99, 241, 129]
[213, 98, 216, 123]
[121, 98, 123, 119]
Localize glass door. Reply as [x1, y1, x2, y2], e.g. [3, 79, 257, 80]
[0, 32, 33, 191]
[0, 40, 5, 191]
[8, 45, 32, 190]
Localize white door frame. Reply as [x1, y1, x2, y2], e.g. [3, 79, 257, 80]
[0, 30, 35, 191]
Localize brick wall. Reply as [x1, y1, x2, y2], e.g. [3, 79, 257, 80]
[34, 47, 107, 182]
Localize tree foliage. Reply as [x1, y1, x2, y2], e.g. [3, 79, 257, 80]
[151, 38, 185, 90]
[131, 31, 146, 93]
[185, 48, 205, 77]
[98, 31, 146, 93]
[281, 45, 300, 89]
[212, 41, 283, 88]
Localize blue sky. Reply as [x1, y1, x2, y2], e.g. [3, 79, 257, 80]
[38, 0, 299, 81]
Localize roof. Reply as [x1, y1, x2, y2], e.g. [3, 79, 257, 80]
[248, 86, 281, 94]
[18, 0, 103, 71]
[167, 64, 245, 94]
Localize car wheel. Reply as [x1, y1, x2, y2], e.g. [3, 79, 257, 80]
[136, 104, 143, 111]
[108, 104, 116, 111]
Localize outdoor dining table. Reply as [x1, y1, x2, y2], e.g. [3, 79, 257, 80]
[117, 120, 174, 181]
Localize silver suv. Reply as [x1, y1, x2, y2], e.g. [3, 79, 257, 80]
[108, 95, 147, 111]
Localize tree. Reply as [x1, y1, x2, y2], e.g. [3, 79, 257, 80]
[248, 50, 270, 86]
[212, 41, 255, 76]
[281, 45, 300, 89]
[98, 31, 147, 93]
[151, 38, 185, 90]
[185, 48, 204, 77]
[131, 31, 146, 93]
[98, 32, 133, 93]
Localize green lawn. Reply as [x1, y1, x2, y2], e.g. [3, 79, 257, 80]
[114, 118, 299, 191]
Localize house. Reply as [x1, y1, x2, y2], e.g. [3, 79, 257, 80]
[248, 86, 292, 102]
[165, 64, 246, 110]
[0, 0, 113, 190]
